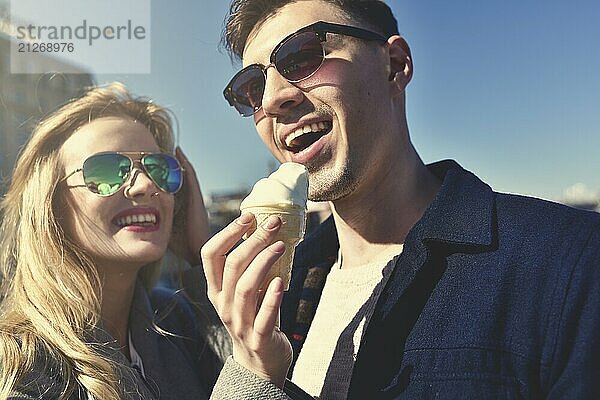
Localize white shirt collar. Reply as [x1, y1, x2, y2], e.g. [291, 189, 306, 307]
[128, 329, 145, 378]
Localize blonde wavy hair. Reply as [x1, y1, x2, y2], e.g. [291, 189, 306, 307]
[0, 82, 182, 399]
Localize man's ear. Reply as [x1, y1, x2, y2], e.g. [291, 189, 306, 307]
[387, 35, 413, 90]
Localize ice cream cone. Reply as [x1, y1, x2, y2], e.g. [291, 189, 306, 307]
[240, 162, 308, 291]
[242, 205, 306, 290]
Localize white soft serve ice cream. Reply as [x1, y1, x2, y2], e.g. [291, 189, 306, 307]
[240, 162, 308, 210]
[240, 162, 308, 290]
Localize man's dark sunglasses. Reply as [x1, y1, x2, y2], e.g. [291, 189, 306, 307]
[223, 21, 388, 117]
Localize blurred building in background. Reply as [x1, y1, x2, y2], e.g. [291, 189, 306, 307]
[205, 190, 248, 235]
[0, 29, 94, 194]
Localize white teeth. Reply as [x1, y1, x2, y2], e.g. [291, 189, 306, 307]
[116, 213, 157, 227]
[285, 121, 331, 147]
[286, 129, 305, 147]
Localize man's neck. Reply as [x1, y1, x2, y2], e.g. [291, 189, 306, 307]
[330, 149, 440, 269]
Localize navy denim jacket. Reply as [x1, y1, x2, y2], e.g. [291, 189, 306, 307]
[281, 160, 600, 399]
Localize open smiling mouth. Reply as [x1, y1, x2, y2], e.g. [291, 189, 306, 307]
[114, 213, 159, 228]
[284, 121, 332, 153]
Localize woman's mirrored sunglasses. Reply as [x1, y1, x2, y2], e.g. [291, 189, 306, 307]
[61, 152, 184, 197]
[223, 21, 388, 117]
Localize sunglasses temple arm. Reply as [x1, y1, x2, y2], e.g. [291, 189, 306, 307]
[60, 168, 82, 183]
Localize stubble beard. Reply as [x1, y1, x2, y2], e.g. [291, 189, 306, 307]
[306, 155, 359, 202]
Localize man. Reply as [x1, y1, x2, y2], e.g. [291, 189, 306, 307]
[203, 1, 600, 399]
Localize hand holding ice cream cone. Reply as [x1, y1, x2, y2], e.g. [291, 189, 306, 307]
[240, 162, 308, 290]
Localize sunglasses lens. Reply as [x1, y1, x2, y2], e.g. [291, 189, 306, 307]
[142, 154, 183, 194]
[275, 31, 324, 81]
[230, 66, 265, 117]
[226, 31, 324, 116]
[82, 153, 131, 196]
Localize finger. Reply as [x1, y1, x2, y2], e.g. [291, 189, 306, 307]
[242, 217, 257, 240]
[221, 215, 282, 304]
[176, 146, 203, 194]
[175, 146, 186, 167]
[176, 147, 209, 264]
[176, 146, 190, 170]
[176, 146, 193, 192]
[254, 277, 284, 342]
[233, 241, 285, 329]
[200, 213, 255, 296]
[176, 146, 207, 217]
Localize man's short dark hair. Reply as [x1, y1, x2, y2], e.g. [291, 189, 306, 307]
[222, 0, 399, 60]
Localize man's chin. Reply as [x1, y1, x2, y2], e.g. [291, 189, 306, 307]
[308, 163, 359, 202]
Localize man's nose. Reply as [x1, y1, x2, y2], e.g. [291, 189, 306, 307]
[260, 66, 305, 117]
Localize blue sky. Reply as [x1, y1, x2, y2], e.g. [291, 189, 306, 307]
[90, 0, 598, 201]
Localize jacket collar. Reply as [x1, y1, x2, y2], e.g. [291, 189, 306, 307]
[405, 159, 495, 249]
[295, 159, 495, 263]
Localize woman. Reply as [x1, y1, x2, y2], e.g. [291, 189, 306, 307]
[0, 83, 230, 399]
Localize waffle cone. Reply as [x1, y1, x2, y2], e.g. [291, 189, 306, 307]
[241, 206, 306, 290]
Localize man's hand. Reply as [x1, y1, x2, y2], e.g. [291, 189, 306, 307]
[201, 213, 293, 388]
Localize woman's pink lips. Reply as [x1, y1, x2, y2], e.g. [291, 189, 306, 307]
[121, 224, 159, 233]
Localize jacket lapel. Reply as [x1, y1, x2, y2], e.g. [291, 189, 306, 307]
[348, 160, 496, 398]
